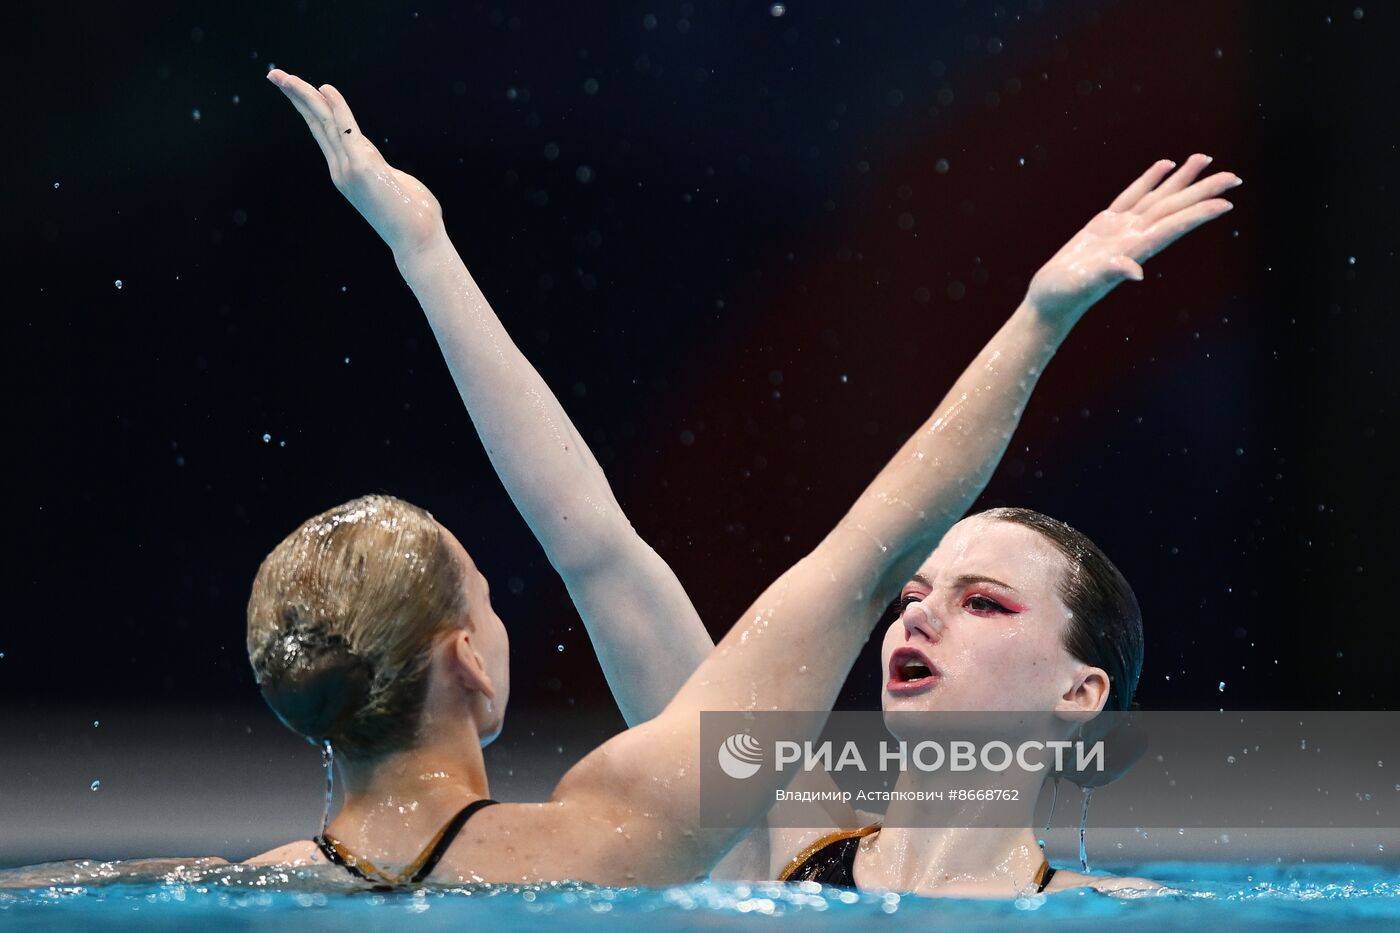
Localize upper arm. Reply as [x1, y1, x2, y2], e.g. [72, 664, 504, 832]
[538, 711, 737, 884]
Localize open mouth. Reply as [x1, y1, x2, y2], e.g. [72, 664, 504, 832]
[887, 647, 940, 696]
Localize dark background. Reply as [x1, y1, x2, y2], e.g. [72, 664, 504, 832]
[5, 0, 1398, 735]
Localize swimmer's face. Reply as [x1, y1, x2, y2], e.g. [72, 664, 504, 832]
[879, 515, 1105, 726]
[441, 526, 511, 746]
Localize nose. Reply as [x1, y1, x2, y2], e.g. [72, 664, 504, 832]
[900, 597, 944, 643]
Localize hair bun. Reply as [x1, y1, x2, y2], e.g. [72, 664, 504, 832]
[256, 629, 373, 744]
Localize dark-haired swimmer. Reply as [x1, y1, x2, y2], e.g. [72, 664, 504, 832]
[255, 69, 1238, 894]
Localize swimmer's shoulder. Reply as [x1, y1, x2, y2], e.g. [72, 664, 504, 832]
[242, 840, 324, 866]
[1044, 867, 1163, 894]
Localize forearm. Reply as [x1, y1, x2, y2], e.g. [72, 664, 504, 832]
[668, 299, 1073, 717]
[395, 232, 714, 725]
[833, 298, 1074, 600]
[394, 233, 624, 568]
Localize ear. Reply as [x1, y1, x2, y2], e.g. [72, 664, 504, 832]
[1057, 664, 1109, 716]
[448, 629, 496, 701]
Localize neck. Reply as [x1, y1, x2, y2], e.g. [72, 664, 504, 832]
[859, 766, 1051, 895]
[332, 717, 490, 836]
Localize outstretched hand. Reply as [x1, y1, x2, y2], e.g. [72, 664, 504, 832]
[1026, 154, 1241, 324]
[266, 68, 446, 256]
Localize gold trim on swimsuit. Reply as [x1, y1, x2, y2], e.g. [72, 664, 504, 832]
[777, 822, 882, 882]
[316, 798, 498, 887]
[778, 822, 1057, 893]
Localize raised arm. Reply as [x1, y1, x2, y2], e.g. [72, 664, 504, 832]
[266, 68, 710, 725]
[542, 153, 1240, 883]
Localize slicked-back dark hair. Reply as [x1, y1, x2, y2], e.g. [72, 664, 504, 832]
[976, 507, 1143, 711]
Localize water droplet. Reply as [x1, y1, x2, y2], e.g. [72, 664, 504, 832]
[114, 279, 123, 289]
[90, 780, 102, 791]
[53, 181, 61, 189]
[642, 13, 657, 30]
[839, 374, 849, 384]
[583, 78, 599, 95]
[1218, 681, 1226, 691]
[191, 108, 202, 121]
[1226, 755, 1236, 764]
[934, 158, 950, 174]
[262, 433, 272, 443]
[556, 644, 564, 652]
[340, 285, 348, 293]
[93, 720, 100, 728]
[576, 165, 594, 183]
[344, 356, 351, 364]
[769, 3, 786, 16]
[1347, 256, 1357, 265]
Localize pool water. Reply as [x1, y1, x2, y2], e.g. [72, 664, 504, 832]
[3, 860, 1397, 931]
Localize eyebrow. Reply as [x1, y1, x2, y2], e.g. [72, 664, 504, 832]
[909, 572, 1020, 594]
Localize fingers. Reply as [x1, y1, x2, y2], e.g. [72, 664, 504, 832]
[1109, 255, 1145, 282]
[1139, 198, 1234, 259]
[317, 84, 358, 138]
[318, 83, 381, 166]
[1107, 159, 1176, 213]
[1142, 170, 1242, 224]
[1134, 153, 1213, 213]
[266, 69, 346, 178]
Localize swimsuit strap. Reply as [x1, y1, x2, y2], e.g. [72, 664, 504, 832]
[313, 833, 376, 883]
[408, 798, 498, 883]
[1033, 859, 1057, 893]
[777, 823, 882, 883]
[315, 798, 499, 888]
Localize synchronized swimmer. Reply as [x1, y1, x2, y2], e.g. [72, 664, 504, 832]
[238, 68, 1240, 896]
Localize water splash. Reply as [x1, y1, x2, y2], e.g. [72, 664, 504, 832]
[1044, 775, 1059, 832]
[1078, 786, 1094, 872]
[320, 740, 335, 837]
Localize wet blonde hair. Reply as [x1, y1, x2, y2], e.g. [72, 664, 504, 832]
[246, 494, 470, 760]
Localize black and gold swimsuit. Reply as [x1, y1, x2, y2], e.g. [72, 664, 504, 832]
[314, 798, 498, 889]
[778, 823, 1058, 892]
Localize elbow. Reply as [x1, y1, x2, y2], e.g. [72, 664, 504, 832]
[546, 518, 642, 578]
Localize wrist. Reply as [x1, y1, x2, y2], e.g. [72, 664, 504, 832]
[392, 227, 453, 271]
[1016, 296, 1084, 343]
